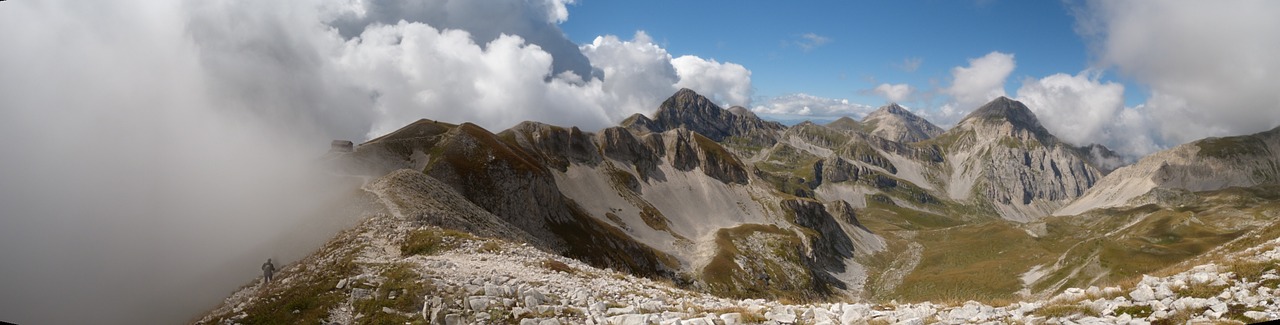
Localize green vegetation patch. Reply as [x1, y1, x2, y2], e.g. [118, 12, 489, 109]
[791, 123, 852, 147]
[429, 123, 547, 183]
[702, 224, 821, 302]
[896, 221, 1055, 303]
[1196, 134, 1269, 159]
[692, 132, 746, 171]
[757, 144, 821, 181]
[1033, 304, 1100, 318]
[1114, 305, 1153, 318]
[402, 228, 470, 256]
[1096, 209, 1243, 282]
[856, 198, 962, 232]
[354, 263, 432, 325]
[721, 135, 767, 156]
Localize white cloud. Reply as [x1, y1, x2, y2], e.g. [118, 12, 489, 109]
[328, 0, 595, 81]
[1015, 71, 1159, 156]
[874, 83, 914, 103]
[753, 93, 875, 119]
[1015, 72, 1123, 145]
[339, 21, 609, 137]
[946, 51, 1016, 112]
[1074, 0, 1280, 148]
[795, 33, 831, 52]
[672, 56, 754, 107]
[580, 31, 680, 120]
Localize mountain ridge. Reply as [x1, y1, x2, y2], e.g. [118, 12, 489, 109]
[1056, 125, 1280, 216]
[218, 88, 1280, 321]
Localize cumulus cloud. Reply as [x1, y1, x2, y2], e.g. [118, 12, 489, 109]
[328, 0, 596, 81]
[0, 0, 754, 323]
[580, 31, 680, 119]
[341, 22, 581, 136]
[946, 51, 1016, 111]
[752, 93, 876, 120]
[874, 83, 914, 103]
[1073, 0, 1280, 148]
[672, 56, 754, 107]
[1016, 71, 1159, 156]
[918, 51, 1017, 127]
[1016, 72, 1123, 145]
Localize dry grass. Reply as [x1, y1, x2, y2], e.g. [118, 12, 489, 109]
[541, 259, 577, 274]
[1174, 282, 1229, 299]
[401, 228, 473, 256]
[708, 306, 767, 324]
[895, 221, 1054, 303]
[1032, 304, 1099, 318]
[866, 318, 893, 325]
[353, 263, 432, 324]
[1225, 258, 1279, 283]
[1152, 307, 1205, 325]
[478, 241, 503, 254]
[1222, 303, 1266, 324]
[701, 224, 817, 301]
[1113, 305, 1153, 318]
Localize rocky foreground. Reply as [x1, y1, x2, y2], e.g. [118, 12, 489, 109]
[197, 209, 1280, 325]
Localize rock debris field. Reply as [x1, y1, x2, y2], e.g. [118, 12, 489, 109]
[199, 212, 1280, 325]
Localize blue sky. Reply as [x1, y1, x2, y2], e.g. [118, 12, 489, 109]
[562, 0, 1144, 109]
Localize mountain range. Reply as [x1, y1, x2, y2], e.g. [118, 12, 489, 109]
[202, 88, 1280, 324]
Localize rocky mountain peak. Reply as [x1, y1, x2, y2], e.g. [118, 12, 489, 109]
[878, 103, 910, 115]
[960, 97, 1049, 135]
[623, 88, 782, 146]
[663, 88, 722, 117]
[859, 103, 943, 143]
[935, 97, 1107, 221]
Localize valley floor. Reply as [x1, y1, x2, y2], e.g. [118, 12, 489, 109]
[197, 210, 1280, 325]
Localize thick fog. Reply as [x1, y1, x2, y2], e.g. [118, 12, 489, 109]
[0, 2, 361, 323]
[0, 0, 755, 323]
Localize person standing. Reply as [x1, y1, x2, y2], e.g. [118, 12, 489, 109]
[261, 259, 276, 285]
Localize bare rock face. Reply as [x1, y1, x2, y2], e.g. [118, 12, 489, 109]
[816, 157, 873, 184]
[499, 121, 601, 171]
[421, 123, 679, 278]
[784, 199, 855, 262]
[624, 88, 783, 147]
[596, 126, 661, 181]
[785, 122, 902, 174]
[860, 103, 944, 143]
[782, 199, 855, 293]
[665, 129, 749, 184]
[941, 97, 1105, 221]
[424, 123, 569, 238]
[1056, 126, 1280, 216]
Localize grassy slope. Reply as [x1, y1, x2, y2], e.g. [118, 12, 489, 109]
[856, 184, 1280, 304]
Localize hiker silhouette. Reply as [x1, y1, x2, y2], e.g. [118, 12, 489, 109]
[261, 259, 275, 285]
